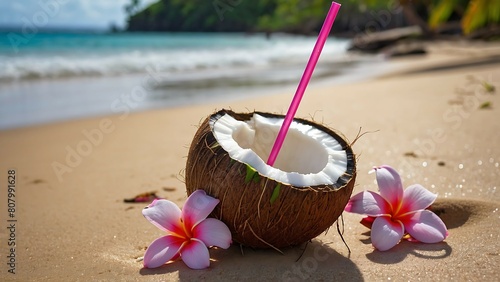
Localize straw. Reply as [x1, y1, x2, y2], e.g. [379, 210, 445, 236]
[267, 2, 341, 166]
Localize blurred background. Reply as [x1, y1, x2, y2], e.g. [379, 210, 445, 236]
[1, 0, 499, 130]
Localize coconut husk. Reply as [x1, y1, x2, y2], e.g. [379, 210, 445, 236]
[185, 109, 356, 249]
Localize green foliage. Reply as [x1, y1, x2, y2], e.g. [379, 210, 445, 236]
[127, 0, 276, 32]
[124, 0, 141, 16]
[461, 0, 500, 34]
[126, 0, 362, 33]
[245, 164, 260, 184]
[428, 0, 500, 34]
[429, 0, 459, 28]
[257, 0, 329, 32]
[126, 0, 499, 34]
[479, 101, 492, 109]
[482, 81, 496, 93]
[361, 0, 500, 34]
[270, 183, 281, 204]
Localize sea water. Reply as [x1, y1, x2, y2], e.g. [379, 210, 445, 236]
[0, 32, 384, 130]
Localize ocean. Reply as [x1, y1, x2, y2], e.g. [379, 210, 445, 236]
[0, 32, 386, 130]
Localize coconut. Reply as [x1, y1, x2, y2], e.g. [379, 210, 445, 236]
[185, 109, 356, 249]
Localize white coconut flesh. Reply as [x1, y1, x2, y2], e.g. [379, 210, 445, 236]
[211, 113, 348, 187]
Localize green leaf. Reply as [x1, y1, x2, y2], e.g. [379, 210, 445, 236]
[245, 165, 257, 184]
[270, 183, 282, 204]
[253, 173, 260, 183]
[483, 81, 496, 93]
[479, 101, 492, 109]
[462, 0, 488, 34]
[489, 0, 500, 23]
[429, 0, 457, 28]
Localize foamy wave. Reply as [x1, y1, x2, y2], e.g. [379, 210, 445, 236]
[0, 39, 349, 82]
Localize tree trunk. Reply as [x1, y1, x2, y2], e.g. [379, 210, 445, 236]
[401, 3, 433, 37]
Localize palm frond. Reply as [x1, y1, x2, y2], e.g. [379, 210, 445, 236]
[429, 0, 458, 28]
[462, 0, 500, 34]
[488, 0, 500, 23]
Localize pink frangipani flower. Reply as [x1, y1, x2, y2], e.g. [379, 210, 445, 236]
[345, 165, 448, 251]
[142, 190, 232, 269]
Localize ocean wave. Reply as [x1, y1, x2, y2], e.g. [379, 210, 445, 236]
[0, 38, 350, 82]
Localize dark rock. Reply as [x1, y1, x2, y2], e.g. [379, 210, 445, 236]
[348, 26, 423, 53]
[382, 41, 427, 57]
[404, 152, 418, 158]
[467, 25, 500, 41]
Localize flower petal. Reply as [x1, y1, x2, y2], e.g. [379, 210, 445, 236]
[403, 210, 448, 243]
[401, 184, 437, 214]
[344, 191, 391, 216]
[180, 238, 210, 269]
[143, 235, 184, 268]
[374, 165, 404, 209]
[193, 218, 232, 249]
[371, 216, 404, 251]
[360, 216, 376, 229]
[142, 199, 184, 235]
[182, 190, 219, 230]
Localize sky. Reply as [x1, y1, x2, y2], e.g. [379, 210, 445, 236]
[0, 0, 158, 30]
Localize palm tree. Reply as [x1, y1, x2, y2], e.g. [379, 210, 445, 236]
[125, 0, 141, 16]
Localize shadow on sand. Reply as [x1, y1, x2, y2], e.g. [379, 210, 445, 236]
[140, 239, 363, 281]
[365, 240, 452, 264]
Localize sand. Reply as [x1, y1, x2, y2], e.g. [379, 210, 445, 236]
[0, 43, 499, 281]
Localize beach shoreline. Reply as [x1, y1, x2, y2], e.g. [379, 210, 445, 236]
[0, 42, 499, 281]
[0, 52, 381, 131]
[4, 38, 499, 131]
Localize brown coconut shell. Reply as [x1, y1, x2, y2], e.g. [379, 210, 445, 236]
[185, 109, 356, 249]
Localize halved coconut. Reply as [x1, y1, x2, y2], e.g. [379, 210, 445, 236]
[185, 109, 356, 249]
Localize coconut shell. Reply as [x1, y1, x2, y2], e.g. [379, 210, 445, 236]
[185, 109, 356, 249]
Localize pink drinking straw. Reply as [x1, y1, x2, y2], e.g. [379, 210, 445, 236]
[267, 2, 341, 166]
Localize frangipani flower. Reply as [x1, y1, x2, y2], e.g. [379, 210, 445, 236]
[142, 190, 232, 269]
[345, 165, 448, 251]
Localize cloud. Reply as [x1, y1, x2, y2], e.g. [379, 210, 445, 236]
[0, 0, 157, 29]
